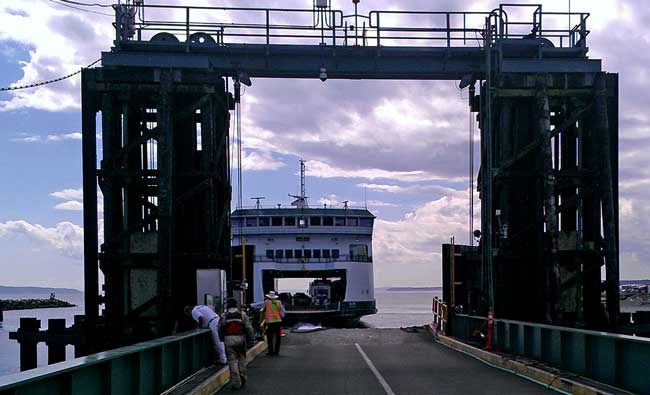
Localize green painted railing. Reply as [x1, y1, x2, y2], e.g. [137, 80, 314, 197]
[450, 314, 650, 394]
[0, 329, 215, 395]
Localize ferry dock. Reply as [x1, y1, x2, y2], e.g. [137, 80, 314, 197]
[220, 328, 556, 395]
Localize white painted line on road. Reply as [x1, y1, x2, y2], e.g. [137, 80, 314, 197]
[354, 343, 397, 395]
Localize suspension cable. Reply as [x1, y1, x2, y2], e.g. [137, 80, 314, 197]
[469, 106, 475, 246]
[234, 80, 247, 286]
[235, 82, 243, 211]
[47, 0, 113, 16]
[56, 0, 113, 7]
[0, 59, 100, 92]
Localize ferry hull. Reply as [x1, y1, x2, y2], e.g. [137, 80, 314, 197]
[284, 301, 377, 323]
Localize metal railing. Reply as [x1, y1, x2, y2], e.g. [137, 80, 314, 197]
[232, 204, 370, 210]
[432, 297, 448, 334]
[254, 254, 372, 263]
[0, 330, 214, 395]
[450, 314, 650, 394]
[114, 3, 590, 50]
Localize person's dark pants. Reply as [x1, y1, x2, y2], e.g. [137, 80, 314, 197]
[266, 322, 282, 355]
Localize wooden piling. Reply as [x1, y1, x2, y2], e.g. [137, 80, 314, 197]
[18, 317, 40, 371]
[47, 319, 67, 365]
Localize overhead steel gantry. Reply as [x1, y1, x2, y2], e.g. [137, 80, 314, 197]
[69, 1, 620, 358]
[102, 3, 600, 79]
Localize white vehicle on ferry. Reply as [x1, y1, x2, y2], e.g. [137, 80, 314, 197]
[231, 161, 377, 321]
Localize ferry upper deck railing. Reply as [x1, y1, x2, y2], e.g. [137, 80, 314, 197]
[113, 3, 590, 51]
[232, 205, 371, 211]
[252, 254, 372, 263]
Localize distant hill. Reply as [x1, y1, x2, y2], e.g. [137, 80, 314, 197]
[620, 279, 650, 286]
[0, 286, 82, 295]
[378, 287, 442, 292]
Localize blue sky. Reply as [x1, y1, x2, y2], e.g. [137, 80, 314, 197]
[1, 0, 650, 289]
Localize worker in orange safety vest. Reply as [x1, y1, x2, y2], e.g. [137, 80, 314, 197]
[262, 291, 285, 356]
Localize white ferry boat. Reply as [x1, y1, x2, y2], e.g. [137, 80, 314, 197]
[231, 162, 377, 321]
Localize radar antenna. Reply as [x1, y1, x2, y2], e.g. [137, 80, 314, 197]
[251, 197, 266, 209]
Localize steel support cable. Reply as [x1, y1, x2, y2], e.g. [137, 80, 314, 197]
[56, 0, 113, 7]
[0, 59, 100, 92]
[47, 0, 113, 16]
[236, 87, 243, 211]
[469, 107, 475, 245]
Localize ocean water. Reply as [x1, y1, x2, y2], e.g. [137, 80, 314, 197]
[362, 290, 441, 328]
[0, 290, 438, 377]
[0, 292, 85, 376]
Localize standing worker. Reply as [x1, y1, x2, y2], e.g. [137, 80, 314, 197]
[261, 291, 285, 356]
[184, 304, 227, 365]
[218, 298, 254, 390]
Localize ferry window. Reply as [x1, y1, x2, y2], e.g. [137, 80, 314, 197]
[275, 250, 283, 259]
[332, 249, 340, 259]
[360, 218, 373, 227]
[334, 217, 346, 226]
[295, 249, 303, 259]
[313, 249, 321, 259]
[304, 249, 312, 259]
[298, 218, 307, 228]
[259, 217, 270, 226]
[231, 218, 243, 227]
[347, 217, 359, 226]
[245, 218, 257, 227]
[271, 217, 283, 226]
[266, 249, 274, 259]
[323, 217, 334, 226]
[285, 249, 294, 259]
[322, 249, 331, 258]
[350, 244, 369, 261]
[310, 217, 321, 226]
[284, 217, 296, 226]
[296, 236, 310, 242]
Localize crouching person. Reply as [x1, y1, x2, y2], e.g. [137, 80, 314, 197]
[219, 298, 254, 390]
[184, 304, 227, 365]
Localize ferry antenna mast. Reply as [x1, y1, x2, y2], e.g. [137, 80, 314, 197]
[300, 158, 306, 198]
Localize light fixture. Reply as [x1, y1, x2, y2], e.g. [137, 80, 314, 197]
[237, 71, 252, 87]
[319, 67, 328, 82]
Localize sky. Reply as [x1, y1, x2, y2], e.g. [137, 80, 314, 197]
[0, 0, 649, 290]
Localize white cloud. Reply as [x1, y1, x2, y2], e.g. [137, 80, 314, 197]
[358, 182, 462, 197]
[306, 160, 454, 182]
[358, 183, 406, 193]
[317, 194, 340, 207]
[238, 150, 285, 171]
[0, 220, 83, 260]
[373, 188, 479, 286]
[0, 1, 113, 111]
[50, 188, 83, 201]
[11, 132, 82, 143]
[54, 201, 84, 211]
[366, 200, 400, 208]
[47, 132, 82, 141]
[51, 187, 103, 212]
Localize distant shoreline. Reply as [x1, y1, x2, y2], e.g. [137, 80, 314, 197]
[0, 298, 76, 312]
[0, 286, 82, 295]
[379, 287, 442, 292]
